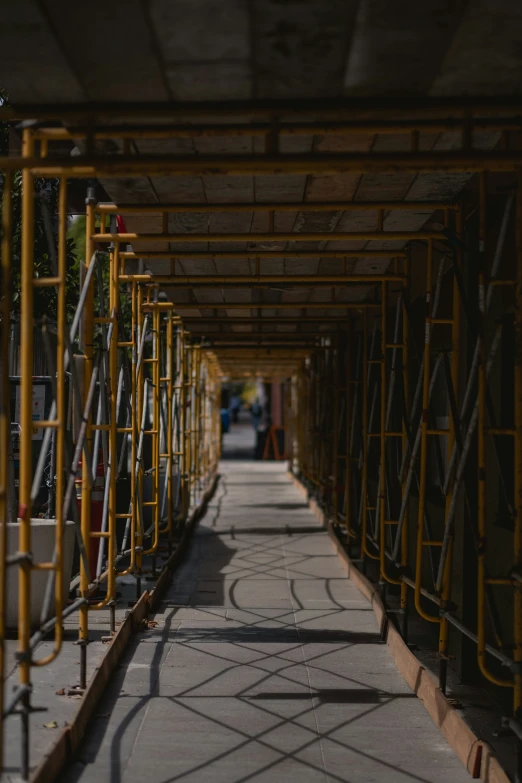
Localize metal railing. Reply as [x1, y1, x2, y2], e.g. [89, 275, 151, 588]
[291, 190, 522, 755]
[1, 106, 522, 781]
[0, 145, 221, 777]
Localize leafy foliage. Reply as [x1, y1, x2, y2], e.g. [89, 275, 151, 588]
[1, 91, 131, 336]
[1, 93, 80, 322]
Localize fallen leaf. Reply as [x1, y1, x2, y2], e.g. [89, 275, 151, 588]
[55, 689, 65, 696]
[43, 721, 58, 729]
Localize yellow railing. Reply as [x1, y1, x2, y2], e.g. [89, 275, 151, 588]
[1, 108, 522, 780]
[291, 192, 522, 729]
[0, 150, 221, 777]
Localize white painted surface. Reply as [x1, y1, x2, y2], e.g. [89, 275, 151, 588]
[6, 519, 76, 628]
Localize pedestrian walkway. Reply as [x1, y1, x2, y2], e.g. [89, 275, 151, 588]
[221, 409, 257, 460]
[62, 431, 472, 781]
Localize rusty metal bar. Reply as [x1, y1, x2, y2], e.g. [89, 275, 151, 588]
[2, 95, 522, 121]
[120, 250, 406, 261]
[97, 200, 457, 214]
[3, 151, 522, 177]
[31, 117, 521, 141]
[125, 274, 405, 285]
[95, 231, 445, 243]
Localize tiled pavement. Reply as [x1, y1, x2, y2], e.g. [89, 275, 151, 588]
[62, 422, 471, 782]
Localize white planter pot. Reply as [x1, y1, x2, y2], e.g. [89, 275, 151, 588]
[6, 519, 76, 629]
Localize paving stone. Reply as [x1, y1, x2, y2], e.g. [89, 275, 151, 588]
[60, 427, 471, 782]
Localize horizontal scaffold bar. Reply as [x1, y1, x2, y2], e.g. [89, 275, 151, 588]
[197, 328, 337, 335]
[4, 152, 522, 175]
[96, 231, 445, 243]
[138, 274, 404, 286]
[3, 95, 522, 119]
[120, 250, 406, 260]
[209, 346, 322, 352]
[173, 302, 376, 310]
[31, 118, 521, 141]
[202, 338, 331, 345]
[189, 332, 341, 338]
[97, 200, 458, 214]
[181, 315, 371, 323]
[217, 351, 307, 356]
[219, 362, 304, 366]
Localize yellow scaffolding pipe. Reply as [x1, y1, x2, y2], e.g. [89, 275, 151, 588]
[30, 117, 520, 141]
[18, 128, 35, 779]
[96, 200, 458, 214]
[379, 281, 401, 586]
[438, 207, 462, 690]
[120, 250, 407, 261]
[5, 151, 522, 177]
[0, 170, 12, 773]
[361, 310, 379, 562]
[477, 173, 513, 689]
[514, 172, 522, 713]
[413, 238, 440, 624]
[95, 231, 446, 244]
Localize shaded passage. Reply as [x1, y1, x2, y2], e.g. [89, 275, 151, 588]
[63, 457, 471, 782]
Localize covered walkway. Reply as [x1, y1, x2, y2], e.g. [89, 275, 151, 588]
[63, 421, 471, 783]
[2, 7, 522, 778]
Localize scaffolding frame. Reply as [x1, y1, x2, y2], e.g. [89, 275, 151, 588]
[0, 103, 521, 780]
[291, 190, 522, 763]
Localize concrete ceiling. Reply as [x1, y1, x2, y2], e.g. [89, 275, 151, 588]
[3, 0, 522, 102]
[2, 0, 522, 376]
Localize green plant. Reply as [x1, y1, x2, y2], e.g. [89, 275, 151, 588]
[1, 93, 80, 322]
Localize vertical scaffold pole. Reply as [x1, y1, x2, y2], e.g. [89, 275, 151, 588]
[142, 298, 160, 569]
[379, 280, 401, 589]
[33, 178, 68, 665]
[135, 284, 144, 597]
[400, 254, 410, 639]
[194, 346, 202, 501]
[0, 170, 13, 774]
[439, 207, 462, 693]
[343, 318, 353, 544]
[333, 337, 340, 523]
[18, 128, 34, 780]
[79, 188, 96, 688]
[55, 179, 67, 656]
[130, 281, 138, 572]
[107, 244, 118, 606]
[166, 310, 174, 551]
[414, 239, 440, 623]
[477, 172, 512, 689]
[182, 340, 191, 519]
[514, 170, 522, 778]
[361, 309, 378, 564]
[18, 129, 35, 779]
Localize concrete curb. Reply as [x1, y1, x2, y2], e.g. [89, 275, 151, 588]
[29, 473, 219, 783]
[287, 470, 510, 783]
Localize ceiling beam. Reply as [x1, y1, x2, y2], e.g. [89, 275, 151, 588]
[33, 118, 518, 141]
[180, 317, 357, 324]
[173, 302, 377, 310]
[98, 230, 445, 243]
[120, 248, 406, 260]
[96, 200, 456, 214]
[6, 151, 522, 176]
[4, 95, 522, 120]
[131, 274, 403, 287]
